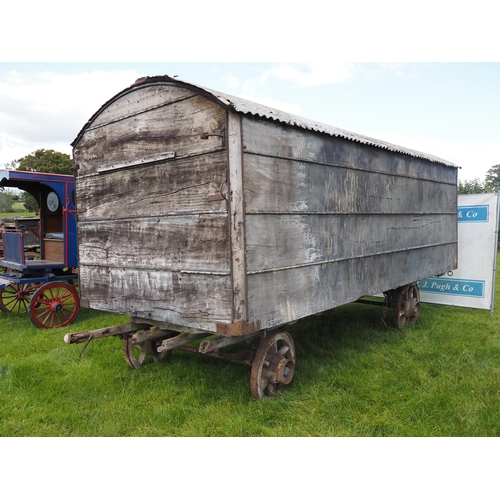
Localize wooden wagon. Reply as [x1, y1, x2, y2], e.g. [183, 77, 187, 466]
[65, 75, 458, 399]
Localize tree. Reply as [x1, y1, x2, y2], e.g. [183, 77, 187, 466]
[19, 191, 39, 212]
[458, 177, 488, 195]
[485, 164, 500, 192]
[0, 192, 14, 212]
[8, 149, 73, 175]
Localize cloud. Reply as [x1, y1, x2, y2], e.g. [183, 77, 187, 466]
[220, 67, 301, 115]
[219, 63, 355, 117]
[0, 68, 141, 166]
[237, 94, 303, 116]
[376, 131, 500, 181]
[357, 62, 435, 82]
[270, 62, 355, 86]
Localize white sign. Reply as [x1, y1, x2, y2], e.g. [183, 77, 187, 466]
[419, 192, 500, 312]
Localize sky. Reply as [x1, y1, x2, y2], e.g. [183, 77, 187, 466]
[0, 61, 498, 182]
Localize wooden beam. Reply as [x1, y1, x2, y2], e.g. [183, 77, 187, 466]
[227, 112, 248, 323]
[64, 322, 151, 344]
[199, 329, 262, 353]
[157, 332, 212, 353]
[130, 317, 209, 336]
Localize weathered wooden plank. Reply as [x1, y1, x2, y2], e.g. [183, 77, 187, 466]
[245, 213, 457, 273]
[77, 214, 230, 273]
[241, 116, 457, 185]
[157, 331, 212, 352]
[74, 93, 227, 176]
[75, 151, 228, 221]
[199, 329, 262, 353]
[247, 243, 457, 330]
[89, 84, 197, 129]
[243, 154, 457, 215]
[227, 113, 248, 322]
[129, 316, 208, 335]
[78, 266, 232, 332]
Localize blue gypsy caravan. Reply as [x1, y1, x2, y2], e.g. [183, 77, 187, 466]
[0, 170, 79, 328]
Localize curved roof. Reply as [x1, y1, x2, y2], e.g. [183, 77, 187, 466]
[72, 75, 458, 168]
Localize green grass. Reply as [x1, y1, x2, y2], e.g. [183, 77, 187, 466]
[12, 201, 29, 212]
[0, 210, 36, 218]
[1, 267, 499, 436]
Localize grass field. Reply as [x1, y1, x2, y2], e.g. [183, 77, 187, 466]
[2, 259, 498, 500]
[0, 268, 499, 438]
[1, 211, 36, 218]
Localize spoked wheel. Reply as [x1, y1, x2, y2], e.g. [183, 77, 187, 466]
[28, 282, 80, 328]
[393, 283, 421, 328]
[250, 331, 296, 400]
[0, 283, 41, 314]
[123, 335, 172, 369]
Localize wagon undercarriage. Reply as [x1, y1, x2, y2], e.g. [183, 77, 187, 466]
[65, 282, 420, 400]
[65, 316, 296, 400]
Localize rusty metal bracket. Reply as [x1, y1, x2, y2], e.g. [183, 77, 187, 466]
[207, 179, 228, 202]
[207, 193, 225, 201]
[78, 334, 93, 357]
[200, 132, 224, 139]
[216, 319, 261, 337]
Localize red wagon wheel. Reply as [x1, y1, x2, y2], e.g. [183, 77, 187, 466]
[0, 282, 41, 314]
[250, 331, 296, 400]
[28, 282, 80, 329]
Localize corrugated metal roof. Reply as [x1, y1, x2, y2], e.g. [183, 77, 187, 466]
[73, 75, 458, 168]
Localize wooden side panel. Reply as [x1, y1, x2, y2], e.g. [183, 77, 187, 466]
[43, 239, 64, 263]
[74, 85, 227, 177]
[90, 84, 197, 128]
[74, 86, 232, 331]
[242, 117, 457, 185]
[78, 214, 229, 273]
[43, 215, 63, 235]
[80, 265, 232, 331]
[247, 244, 456, 329]
[244, 155, 456, 215]
[246, 213, 457, 272]
[76, 152, 228, 221]
[241, 116, 458, 329]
